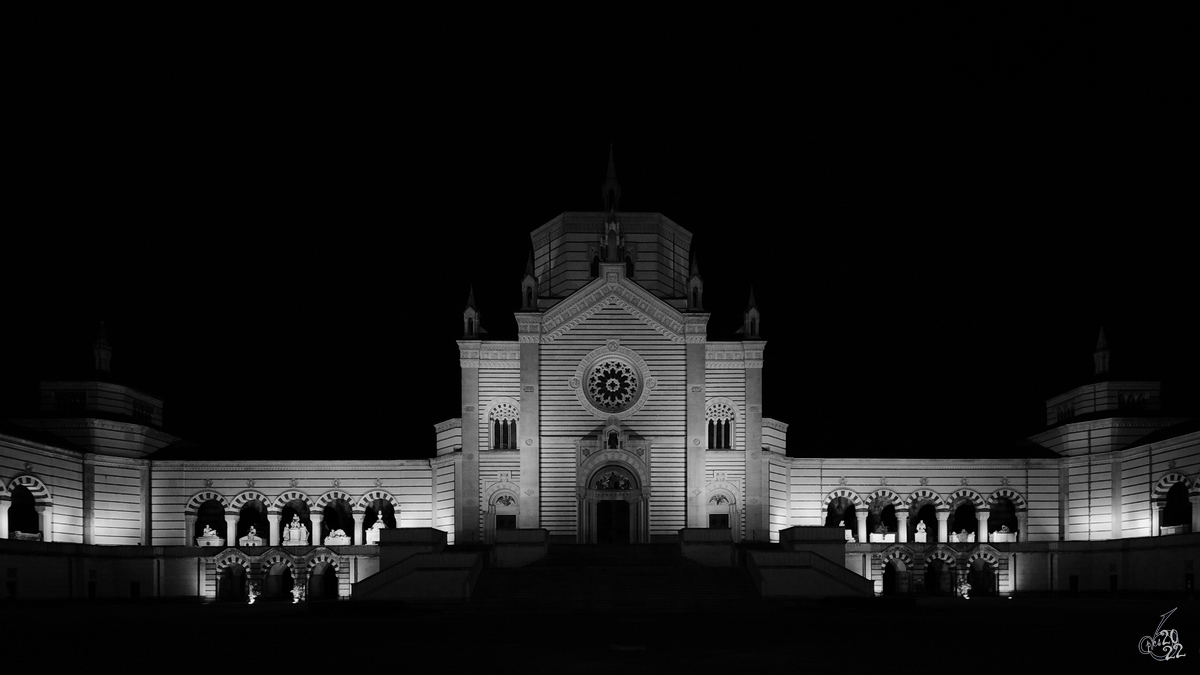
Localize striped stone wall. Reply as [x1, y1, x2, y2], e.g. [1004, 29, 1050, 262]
[538, 303, 686, 537]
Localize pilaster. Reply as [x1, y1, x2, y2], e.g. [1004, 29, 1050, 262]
[1110, 457, 1122, 540]
[685, 313, 708, 528]
[743, 341, 766, 539]
[83, 454, 96, 545]
[517, 314, 541, 529]
[140, 463, 152, 546]
[458, 340, 482, 543]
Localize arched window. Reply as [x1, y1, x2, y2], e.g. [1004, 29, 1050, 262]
[590, 254, 600, 277]
[706, 401, 736, 449]
[625, 254, 634, 278]
[489, 401, 519, 450]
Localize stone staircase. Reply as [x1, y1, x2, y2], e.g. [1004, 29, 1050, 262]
[470, 544, 759, 612]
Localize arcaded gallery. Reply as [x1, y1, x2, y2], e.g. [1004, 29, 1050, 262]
[3, 161, 1199, 602]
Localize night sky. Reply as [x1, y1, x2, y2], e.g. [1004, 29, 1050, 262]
[6, 21, 1195, 462]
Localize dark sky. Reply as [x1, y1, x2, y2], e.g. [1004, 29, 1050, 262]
[5, 20, 1195, 461]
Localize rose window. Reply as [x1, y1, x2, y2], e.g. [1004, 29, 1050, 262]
[587, 359, 640, 412]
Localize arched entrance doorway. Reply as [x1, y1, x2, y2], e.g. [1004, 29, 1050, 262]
[579, 463, 648, 544]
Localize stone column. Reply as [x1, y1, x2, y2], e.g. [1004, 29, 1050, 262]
[935, 509, 949, 544]
[268, 512, 281, 546]
[353, 513, 365, 545]
[977, 509, 990, 543]
[1017, 511, 1028, 542]
[1150, 502, 1162, 536]
[856, 516, 868, 545]
[225, 513, 237, 546]
[310, 513, 323, 546]
[0, 495, 9, 539]
[896, 511, 909, 543]
[1190, 494, 1200, 533]
[185, 514, 197, 545]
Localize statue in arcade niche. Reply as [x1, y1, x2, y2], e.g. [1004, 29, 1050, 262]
[282, 514, 309, 544]
[366, 516, 387, 545]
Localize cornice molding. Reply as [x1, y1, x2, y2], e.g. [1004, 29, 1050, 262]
[540, 277, 685, 344]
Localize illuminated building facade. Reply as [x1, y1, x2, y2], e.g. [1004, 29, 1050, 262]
[3, 161, 1199, 600]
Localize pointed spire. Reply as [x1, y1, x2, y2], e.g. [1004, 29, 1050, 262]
[601, 144, 621, 216]
[93, 321, 112, 373]
[686, 254, 704, 311]
[521, 252, 539, 311]
[742, 288, 760, 339]
[1093, 326, 1110, 376]
[463, 286, 482, 338]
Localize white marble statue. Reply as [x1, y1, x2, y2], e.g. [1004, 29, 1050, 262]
[238, 525, 264, 547]
[247, 583, 259, 605]
[324, 528, 351, 545]
[366, 517, 387, 545]
[916, 521, 927, 533]
[290, 586, 304, 604]
[282, 514, 309, 545]
[197, 523, 223, 546]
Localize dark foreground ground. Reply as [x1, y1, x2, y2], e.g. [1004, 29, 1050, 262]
[7, 594, 1197, 671]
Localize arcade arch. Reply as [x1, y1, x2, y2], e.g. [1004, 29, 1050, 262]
[273, 492, 315, 546]
[1152, 473, 1193, 535]
[823, 489, 865, 543]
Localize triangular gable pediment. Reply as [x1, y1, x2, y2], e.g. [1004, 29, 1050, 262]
[540, 271, 685, 344]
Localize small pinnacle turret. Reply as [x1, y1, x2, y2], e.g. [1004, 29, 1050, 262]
[687, 255, 704, 310]
[521, 251, 539, 311]
[1094, 327, 1110, 377]
[742, 289, 760, 339]
[463, 286, 483, 338]
[93, 321, 112, 373]
[601, 144, 621, 218]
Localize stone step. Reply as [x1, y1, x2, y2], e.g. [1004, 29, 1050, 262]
[470, 564, 759, 612]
